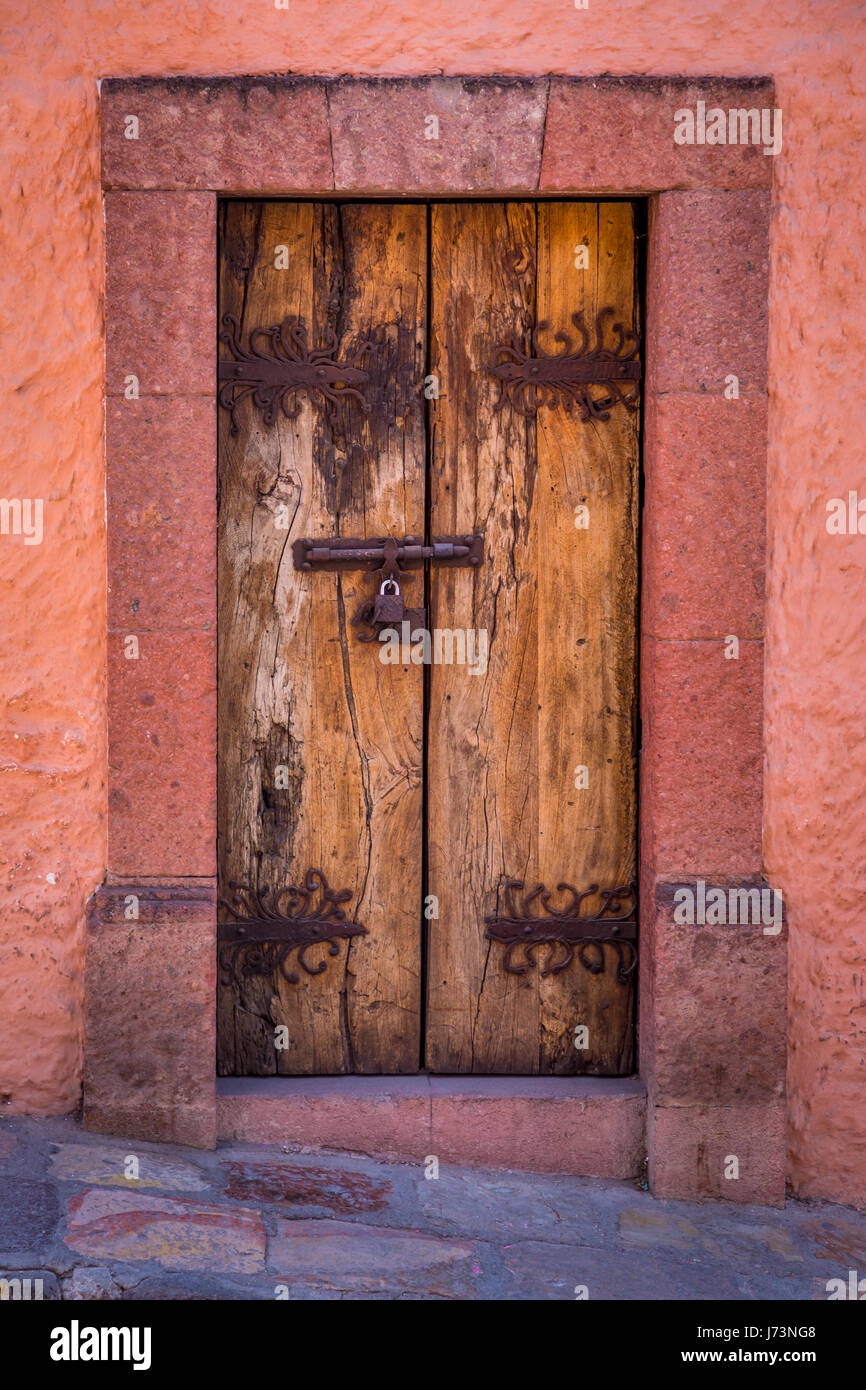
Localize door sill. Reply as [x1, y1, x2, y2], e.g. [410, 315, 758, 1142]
[216, 1074, 646, 1178]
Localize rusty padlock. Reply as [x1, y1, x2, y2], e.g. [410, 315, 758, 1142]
[373, 578, 404, 625]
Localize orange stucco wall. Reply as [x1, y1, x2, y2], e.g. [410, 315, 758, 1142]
[1, 0, 864, 1204]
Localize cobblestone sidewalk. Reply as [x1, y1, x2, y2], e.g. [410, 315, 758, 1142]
[1, 1116, 864, 1300]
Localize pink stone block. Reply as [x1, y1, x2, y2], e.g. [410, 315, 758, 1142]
[105, 191, 215, 396]
[101, 78, 332, 193]
[329, 77, 547, 192]
[84, 1100, 216, 1152]
[646, 190, 771, 394]
[107, 396, 216, 632]
[648, 1104, 786, 1206]
[430, 1078, 646, 1178]
[84, 881, 216, 1149]
[217, 1076, 646, 1178]
[268, 1217, 478, 1294]
[65, 1189, 262, 1269]
[217, 1077, 432, 1157]
[642, 877, 786, 1107]
[223, 1159, 392, 1214]
[643, 393, 767, 640]
[641, 636, 763, 874]
[107, 631, 216, 877]
[637, 856, 659, 1089]
[541, 78, 775, 193]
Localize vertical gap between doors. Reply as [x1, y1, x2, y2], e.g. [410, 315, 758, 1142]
[632, 193, 648, 1069]
[418, 201, 434, 1071]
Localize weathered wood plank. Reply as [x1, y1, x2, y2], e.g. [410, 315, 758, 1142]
[534, 201, 639, 1073]
[426, 202, 542, 1072]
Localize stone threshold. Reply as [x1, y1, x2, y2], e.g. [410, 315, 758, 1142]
[216, 1074, 647, 1178]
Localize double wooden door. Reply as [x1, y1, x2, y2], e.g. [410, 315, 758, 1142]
[217, 200, 640, 1077]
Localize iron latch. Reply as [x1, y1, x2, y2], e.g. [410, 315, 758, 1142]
[292, 534, 484, 573]
[293, 533, 484, 643]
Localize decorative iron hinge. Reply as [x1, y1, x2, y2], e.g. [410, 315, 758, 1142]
[217, 869, 366, 986]
[218, 314, 375, 434]
[484, 880, 637, 983]
[487, 307, 642, 422]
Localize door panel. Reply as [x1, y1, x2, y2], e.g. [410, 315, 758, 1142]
[425, 201, 639, 1073]
[425, 203, 542, 1072]
[217, 202, 427, 1075]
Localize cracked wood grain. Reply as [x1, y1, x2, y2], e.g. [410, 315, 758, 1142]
[425, 202, 638, 1074]
[217, 201, 426, 1074]
[217, 198, 636, 1077]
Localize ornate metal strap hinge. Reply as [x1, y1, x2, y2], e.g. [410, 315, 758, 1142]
[488, 307, 642, 422]
[218, 869, 366, 986]
[218, 314, 375, 434]
[484, 880, 637, 983]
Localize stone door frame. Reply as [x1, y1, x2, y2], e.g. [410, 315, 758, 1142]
[86, 75, 785, 1205]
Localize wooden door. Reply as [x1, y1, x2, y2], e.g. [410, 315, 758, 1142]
[217, 202, 427, 1075]
[217, 200, 639, 1077]
[425, 202, 639, 1073]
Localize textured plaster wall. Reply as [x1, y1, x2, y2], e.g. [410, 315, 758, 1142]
[1, 1, 864, 1203]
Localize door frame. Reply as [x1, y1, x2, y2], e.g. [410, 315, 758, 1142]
[87, 75, 785, 1204]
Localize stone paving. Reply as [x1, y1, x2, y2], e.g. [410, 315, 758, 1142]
[0, 1116, 864, 1300]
